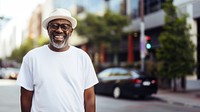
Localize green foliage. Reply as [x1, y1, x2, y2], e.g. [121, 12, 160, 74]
[8, 38, 34, 62]
[104, 10, 129, 42]
[77, 13, 108, 46]
[37, 36, 49, 46]
[156, 0, 196, 79]
[76, 9, 130, 52]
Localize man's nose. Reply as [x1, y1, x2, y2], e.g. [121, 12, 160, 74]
[56, 26, 63, 32]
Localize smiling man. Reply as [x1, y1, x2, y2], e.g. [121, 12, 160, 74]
[47, 19, 72, 51]
[16, 8, 98, 112]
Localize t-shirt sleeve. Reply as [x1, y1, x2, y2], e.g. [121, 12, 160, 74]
[84, 55, 99, 89]
[16, 57, 34, 91]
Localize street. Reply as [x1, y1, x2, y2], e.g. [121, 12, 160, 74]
[96, 95, 199, 112]
[0, 79, 199, 112]
[0, 79, 20, 112]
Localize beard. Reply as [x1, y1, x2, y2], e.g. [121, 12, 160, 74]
[50, 35, 69, 49]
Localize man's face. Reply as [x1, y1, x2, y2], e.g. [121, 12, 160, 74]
[47, 19, 73, 50]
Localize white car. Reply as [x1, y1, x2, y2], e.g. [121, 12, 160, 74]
[0, 67, 19, 79]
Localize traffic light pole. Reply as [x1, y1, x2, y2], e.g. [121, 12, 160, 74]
[140, 0, 145, 71]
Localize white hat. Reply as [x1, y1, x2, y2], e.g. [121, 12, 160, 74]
[42, 8, 77, 29]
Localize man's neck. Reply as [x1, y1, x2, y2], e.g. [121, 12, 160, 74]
[48, 44, 70, 52]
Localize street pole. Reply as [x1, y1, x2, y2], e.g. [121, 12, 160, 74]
[105, 0, 110, 10]
[140, 0, 145, 71]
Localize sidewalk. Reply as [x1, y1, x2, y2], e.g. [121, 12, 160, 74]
[154, 89, 200, 108]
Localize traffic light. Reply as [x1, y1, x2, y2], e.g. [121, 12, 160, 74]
[145, 36, 152, 50]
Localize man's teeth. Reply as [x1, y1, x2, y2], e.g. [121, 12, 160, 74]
[54, 36, 64, 40]
[55, 36, 64, 38]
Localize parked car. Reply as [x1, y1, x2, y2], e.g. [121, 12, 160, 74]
[95, 67, 158, 98]
[0, 69, 3, 79]
[0, 67, 19, 79]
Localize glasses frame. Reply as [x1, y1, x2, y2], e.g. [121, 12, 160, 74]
[48, 23, 72, 31]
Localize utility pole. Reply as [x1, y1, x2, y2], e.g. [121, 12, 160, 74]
[105, 0, 110, 10]
[140, 0, 146, 71]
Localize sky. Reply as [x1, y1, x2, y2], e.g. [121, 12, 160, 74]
[84, 0, 122, 13]
[0, 0, 45, 18]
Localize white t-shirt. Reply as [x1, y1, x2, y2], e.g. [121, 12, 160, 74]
[16, 45, 98, 112]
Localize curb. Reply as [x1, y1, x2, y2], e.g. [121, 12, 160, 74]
[156, 97, 200, 109]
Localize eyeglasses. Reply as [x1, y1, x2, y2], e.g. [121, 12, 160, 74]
[48, 23, 72, 31]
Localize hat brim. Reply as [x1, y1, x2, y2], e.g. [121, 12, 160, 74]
[42, 15, 77, 29]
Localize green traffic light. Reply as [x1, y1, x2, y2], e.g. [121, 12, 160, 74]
[146, 43, 152, 49]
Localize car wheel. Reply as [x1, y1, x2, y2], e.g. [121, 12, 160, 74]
[113, 86, 121, 99]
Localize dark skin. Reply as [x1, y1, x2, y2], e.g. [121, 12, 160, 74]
[20, 19, 96, 112]
[84, 87, 96, 112]
[20, 87, 33, 112]
[47, 19, 73, 52]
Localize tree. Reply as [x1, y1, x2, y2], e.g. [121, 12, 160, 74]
[76, 9, 130, 65]
[8, 37, 34, 63]
[103, 10, 130, 65]
[156, 0, 196, 91]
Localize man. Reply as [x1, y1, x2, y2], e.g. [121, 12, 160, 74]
[16, 8, 98, 112]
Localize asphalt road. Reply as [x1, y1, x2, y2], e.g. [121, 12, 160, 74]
[96, 94, 199, 112]
[0, 79, 20, 112]
[0, 79, 199, 112]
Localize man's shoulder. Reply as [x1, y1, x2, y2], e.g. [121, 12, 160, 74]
[70, 46, 91, 61]
[71, 46, 88, 56]
[70, 46, 86, 54]
[25, 45, 47, 57]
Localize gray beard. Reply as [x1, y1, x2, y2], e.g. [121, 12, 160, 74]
[50, 37, 68, 49]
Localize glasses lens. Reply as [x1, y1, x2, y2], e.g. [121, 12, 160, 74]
[49, 23, 71, 31]
[60, 24, 70, 31]
[49, 24, 59, 30]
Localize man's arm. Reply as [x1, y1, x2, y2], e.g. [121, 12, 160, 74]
[84, 86, 96, 112]
[20, 87, 34, 112]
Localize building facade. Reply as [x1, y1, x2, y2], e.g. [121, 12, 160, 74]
[125, 0, 200, 90]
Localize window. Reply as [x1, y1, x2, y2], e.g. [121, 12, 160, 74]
[112, 68, 130, 76]
[130, 70, 140, 78]
[98, 68, 112, 78]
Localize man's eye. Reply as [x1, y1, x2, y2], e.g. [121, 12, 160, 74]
[51, 24, 59, 29]
[49, 23, 71, 31]
[61, 25, 69, 30]
[49, 24, 59, 29]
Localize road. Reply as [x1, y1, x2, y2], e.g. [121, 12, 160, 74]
[0, 79, 199, 112]
[0, 79, 20, 112]
[96, 94, 199, 112]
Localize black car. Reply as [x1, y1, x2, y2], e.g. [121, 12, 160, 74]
[95, 67, 158, 98]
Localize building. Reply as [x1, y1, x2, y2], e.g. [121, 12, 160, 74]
[125, 0, 200, 90]
[0, 17, 19, 59]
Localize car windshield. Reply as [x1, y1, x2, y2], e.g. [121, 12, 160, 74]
[130, 70, 141, 78]
[98, 68, 112, 78]
[111, 68, 130, 76]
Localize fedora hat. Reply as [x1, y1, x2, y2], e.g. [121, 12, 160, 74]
[42, 8, 77, 29]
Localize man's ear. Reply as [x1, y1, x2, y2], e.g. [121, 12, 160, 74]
[70, 29, 73, 36]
